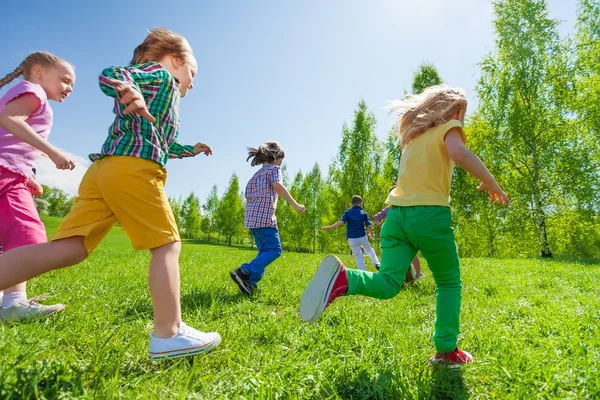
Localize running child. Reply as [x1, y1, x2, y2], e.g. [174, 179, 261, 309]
[230, 141, 305, 295]
[300, 86, 510, 367]
[0, 52, 76, 322]
[323, 195, 380, 271]
[0, 28, 221, 360]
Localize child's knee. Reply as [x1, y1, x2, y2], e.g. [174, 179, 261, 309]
[56, 236, 88, 266]
[378, 273, 403, 299]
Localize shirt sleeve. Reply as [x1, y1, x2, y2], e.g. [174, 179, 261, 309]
[341, 211, 349, 223]
[364, 212, 373, 227]
[5, 81, 47, 117]
[373, 206, 390, 223]
[441, 120, 467, 144]
[267, 167, 281, 184]
[168, 140, 195, 158]
[98, 66, 142, 98]
[98, 65, 171, 99]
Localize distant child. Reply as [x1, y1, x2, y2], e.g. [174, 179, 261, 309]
[230, 141, 305, 295]
[323, 195, 380, 271]
[0, 52, 76, 322]
[300, 86, 510, 367]
[373, 185, 422, 281]
[0, 28, 221, 360]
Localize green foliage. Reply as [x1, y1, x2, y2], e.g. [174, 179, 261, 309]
[411, 61, 444, 94]
[39, 186, 74, 218]
[181, 193, 202, 239]
[215, 174, 245, 245]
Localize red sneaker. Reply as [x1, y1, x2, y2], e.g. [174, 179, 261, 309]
[300, 255, 348, 322]
[428, 348, 474, 367]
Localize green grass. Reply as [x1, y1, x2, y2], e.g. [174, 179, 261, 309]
[1, 216, 599, 399]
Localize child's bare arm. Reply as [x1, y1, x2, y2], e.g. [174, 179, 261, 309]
[0, 95, 75, 170]
[445, 128, 510, 205]
[367, 224, 374, 239]
[323, 220, 344, 231]
[273, 182, 305, 213]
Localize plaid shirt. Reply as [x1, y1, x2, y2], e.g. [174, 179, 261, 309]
[90, 62, 194, 167]
[244, 164, 281, 229]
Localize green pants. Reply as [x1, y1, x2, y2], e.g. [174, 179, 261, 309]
[346, 206, 462, 353]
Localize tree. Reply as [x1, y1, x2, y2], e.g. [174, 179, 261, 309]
[202, 185, 220, 241]
[34, 197, 50, 216]
[474, 0, 593, 257]
[181, 193, 202, 239]
[302, 164, 326, 253]
[42, 186, 73, 217]
[329, 100, 385, 218]
[411, 61, 443, 94]
[216, 174, 244, 245]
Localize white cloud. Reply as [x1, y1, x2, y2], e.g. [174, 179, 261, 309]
[35, 150, 90, 196]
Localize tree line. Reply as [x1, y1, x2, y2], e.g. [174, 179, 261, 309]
[40, 0, 600, 259]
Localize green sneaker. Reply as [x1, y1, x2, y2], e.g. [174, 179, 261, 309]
[0, 296, 65, 323]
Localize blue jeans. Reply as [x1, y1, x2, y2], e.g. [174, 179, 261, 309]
[241, 227, 282, 285]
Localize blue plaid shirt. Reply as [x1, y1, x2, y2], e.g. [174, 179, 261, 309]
[244, 164, 281, 229]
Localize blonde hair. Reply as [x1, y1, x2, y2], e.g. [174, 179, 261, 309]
[387, 85, 467, 149]
[132, 27, 197, 70]
[0, 51, 72, 90]
[246, 141, 285, 167]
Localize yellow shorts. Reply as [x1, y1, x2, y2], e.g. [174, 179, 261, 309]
[53, 156, 180, 253]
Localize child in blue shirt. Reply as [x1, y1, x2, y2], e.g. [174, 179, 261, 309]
[323, 195, 380, 271]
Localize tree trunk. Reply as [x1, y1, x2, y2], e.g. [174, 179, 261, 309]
[535, 200, 552, 258]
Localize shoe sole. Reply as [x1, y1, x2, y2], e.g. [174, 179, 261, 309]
[229, 270, 252, 296]
[148, 335, 222, 361]
[300, 255, 342, 323]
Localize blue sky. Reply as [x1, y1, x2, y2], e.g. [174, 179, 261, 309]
[1, 0, 578, 199]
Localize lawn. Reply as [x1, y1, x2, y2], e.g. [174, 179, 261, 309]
[0, 217, 598, 399]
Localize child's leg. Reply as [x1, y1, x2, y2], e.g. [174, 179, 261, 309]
[0, 179, 50, 307]
[347, 238, 366, 271]
[0, 237, 88, 290]
[242, 228, 282, 285]
[415, 207, 461, 354]
[346, 212, 416, 298]
[149, 241, 182, 338]
[412, 255, 421, 275]
[360, 236, 380, 267]
[300, 208, 416, 322]
[2, 282, 27, 308]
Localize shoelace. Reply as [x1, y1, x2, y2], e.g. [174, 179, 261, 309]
[19, 294, 53, 308]
[180, 323, 207, 340]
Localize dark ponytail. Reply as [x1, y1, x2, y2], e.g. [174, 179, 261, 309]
[246, 141, 285, 166]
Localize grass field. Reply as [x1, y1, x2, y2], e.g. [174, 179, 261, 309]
[0, 216, 598, 399]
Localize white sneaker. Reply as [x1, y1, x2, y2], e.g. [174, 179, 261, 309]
[0, 296, 65, 323]
[148, 322, 221, 361]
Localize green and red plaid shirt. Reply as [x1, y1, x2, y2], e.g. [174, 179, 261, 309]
[91, 62, 195, 167]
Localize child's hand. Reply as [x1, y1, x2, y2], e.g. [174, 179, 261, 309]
[194, 142, 213, 156]
[26, 177, 43, 196]
[375, 221, 382, 227]
[295, 204, 306, 214]
[49, 149, 76, 170]
[322, 226, 330, 232]
[368, 233, 374, 240]
[477, 181, 510, 205]
[110, 80, 156, 123]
